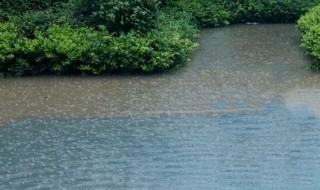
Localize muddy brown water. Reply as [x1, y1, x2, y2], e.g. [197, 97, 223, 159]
[1, 24, 320, 189]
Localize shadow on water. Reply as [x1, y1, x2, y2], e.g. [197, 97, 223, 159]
[1, 102, 320, 190]
[1, 24, 320, 189]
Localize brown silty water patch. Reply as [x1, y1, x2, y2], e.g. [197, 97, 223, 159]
[0, 24, 319, 125]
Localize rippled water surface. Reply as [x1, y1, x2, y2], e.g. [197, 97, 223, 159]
[1, 24, 320, 189]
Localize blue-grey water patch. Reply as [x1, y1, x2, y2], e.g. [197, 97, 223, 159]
[212, 101, 228, 110]
[1, 103, 320, 190]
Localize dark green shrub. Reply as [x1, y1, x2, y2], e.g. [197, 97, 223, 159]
[230, 0, 320, 23]
[108, 13, 198, 72]
[2, 0, 319, 76]
[71, 0, 160, 34]
[173, 0, 233, 27]
[301, 25, 320, 60]
[158, 0, 175, 7]
[157, 10, 199, 40]
[0, 22, 42, 76]
[35, 20, 197, 74]
[0, 0, 67, 21]
[0, 0, 67, 12]
[298, 5, 320, 69]
[10, 7, 75, 38]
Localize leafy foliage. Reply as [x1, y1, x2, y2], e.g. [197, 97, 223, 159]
[298, 5, 320, 33]
[173, 0, 233, 27]
[10, 7, 74, 38]
[0, 17, 197, 76]
[0, 0, 319, 76]
[71, 0, 160, 34]
[301, 25, 320, 58]
[231, 0, 320, 23]
[0, 22, 42, 76]
[36, 25, 106, 74]
[298, 5, 320, 69]
[0, 0, 67, 21]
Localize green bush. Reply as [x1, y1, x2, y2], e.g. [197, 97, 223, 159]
[301, 25, 320, 59]
[114, 13, 198, 72]
[1, 0, 319, 76]
[0, 22, 42, 76]
[157, 10, 199, 40]
[158, 0, 175, 7]
[71, 0, 160, 34]
[0, 0, 67, 12]
[36, 25, 108, 74]
[159, 0, 320, 26]
[173, 0, 233, 27]
[231, 0, 320, 23]
[298, 5, 320, 69]
[298, 5, 320, 33]
[0, 12, 198, 76]
[34, 19, 197, 74]
[0, 0, 67, 21]
[10, 7, 74, 38]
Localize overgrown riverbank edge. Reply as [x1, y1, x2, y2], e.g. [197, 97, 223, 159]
[1, 0, 320, 76]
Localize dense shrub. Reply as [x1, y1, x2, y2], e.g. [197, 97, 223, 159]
[36, 25, 107, 74]
[10, 8, 74, 38]
[158, 0, 175, 7]
[157, 11, 199, 41]
[71, 0, 160, 34]
[0, 22, 42, 76]
[298, 5, 320, 69]
[298, 5, 320, 33]
[103, 31, 196, 73]
[160, 0, 320, 25]
[1, 0, 320, 76]
[35, 18, 197, 74]
[173, 0, 233, 27]
[124, 12, 198, 72]
[0, 14, 197, 76]
[301, 25, 320, 59]
[0, 0, 67, 12]
[0, 0, 67, 21]
[231, 0, 320, 23]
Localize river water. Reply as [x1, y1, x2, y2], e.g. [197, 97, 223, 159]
[1, 24, 320, 189]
